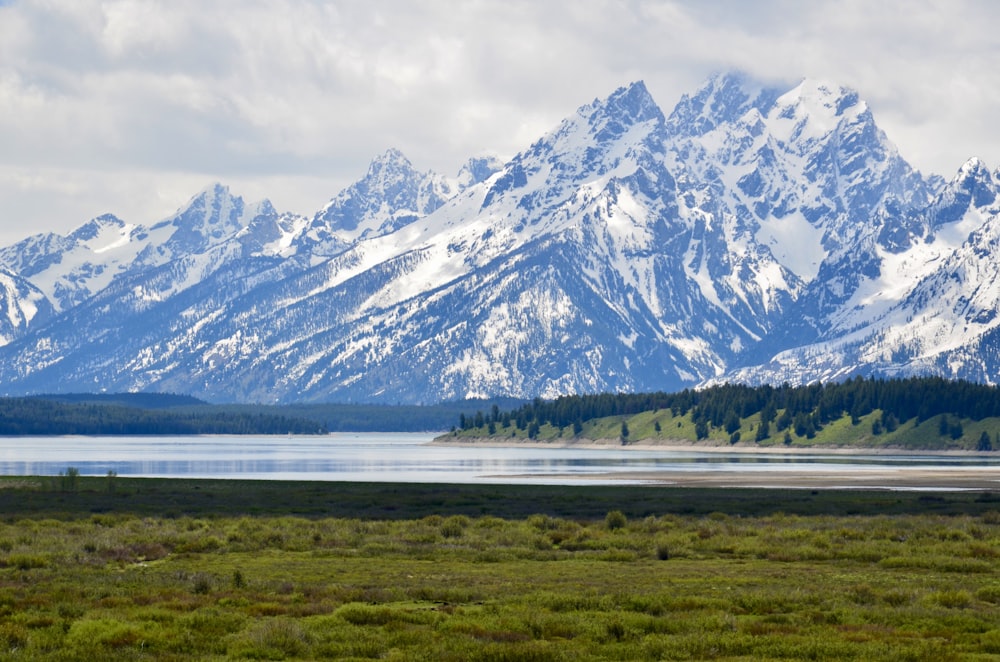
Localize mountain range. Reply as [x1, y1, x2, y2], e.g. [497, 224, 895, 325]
[0, 72, 998, 404]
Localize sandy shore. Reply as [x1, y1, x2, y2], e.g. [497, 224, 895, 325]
[433, 437, 1000, 490]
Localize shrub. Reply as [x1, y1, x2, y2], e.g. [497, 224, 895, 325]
[605, 510, 628, 531]
[5, 554, 48, 570]
[441, 515, 470, 539]
[192, 574, 213, 595]
[976, 585, 1000, 603]
[605, 619, 628, 642]
[0, 623, 28, 652]
[881, 589, 912, 606]
[226, 617, 308, 659]
[66, 619, 149, 651]
[59, 467, 80, 492]
[981, 629, 1000, 654]
[933, 589, 973, 609]
[335, 603, 437, 627]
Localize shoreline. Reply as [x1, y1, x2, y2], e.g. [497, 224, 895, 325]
[434, 436, 1000, 489]
[499, 469, 1000, 490]
[430, 436, 995, 457]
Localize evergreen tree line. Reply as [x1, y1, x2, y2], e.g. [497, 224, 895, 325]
[268, 399, 526, 432]
[457, 377, 1000, 440]
[0, 398, 326, 435]
[30, 394, 525, 433]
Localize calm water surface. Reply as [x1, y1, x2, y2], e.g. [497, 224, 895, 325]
[1, 433, 999, 486]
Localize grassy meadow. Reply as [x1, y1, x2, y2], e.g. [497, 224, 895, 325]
[0, 477, 998, 660]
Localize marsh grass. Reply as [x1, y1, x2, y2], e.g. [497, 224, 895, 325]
[0, 480, 996, 659]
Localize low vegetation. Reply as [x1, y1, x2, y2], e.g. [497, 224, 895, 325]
[452, 377, 1000, 450]
[0, 478, 998, 659]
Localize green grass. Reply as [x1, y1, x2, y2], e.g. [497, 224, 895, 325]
[0, 479, 998, 659]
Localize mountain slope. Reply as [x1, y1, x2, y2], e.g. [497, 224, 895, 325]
[727, 158, 1000, 385]
[664, 73, 938, 351]
[0, 185, 271, 315]
[0, 268, 52, 345]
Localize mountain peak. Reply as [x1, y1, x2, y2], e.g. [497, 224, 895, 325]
[560, 80, 666, 151]
[956, 156, 990, 179]
[946, 156, 996, 199]
[69, 214, 127, 243]
[193, 182, 233, 200]
[596, 80, 662, 125]
[779, 78, 866, 123]
[367, 148, 415, 177]
[158, 182, 248, 255]
[312, 148, 454, 236]
[457, 154, 504, 188]
[666, 71, 783, 137]
[171, 182, 243, 221]
[936, 156, 998, 214]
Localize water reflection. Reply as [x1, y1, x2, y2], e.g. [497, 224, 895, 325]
[0, 433, 998, 485]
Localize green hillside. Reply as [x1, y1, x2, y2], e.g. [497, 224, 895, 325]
[449, 377, 1000, 451]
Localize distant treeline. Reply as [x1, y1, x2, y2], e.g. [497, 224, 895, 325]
[195, 399, 526, 433]
[0, 397, 326, 436]
[458, 377, 1000, 440]
[35, 392, 208, 409]
[7, 394, 527, 435]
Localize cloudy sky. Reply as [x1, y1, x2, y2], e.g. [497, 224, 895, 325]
[1, 0, 998, 245]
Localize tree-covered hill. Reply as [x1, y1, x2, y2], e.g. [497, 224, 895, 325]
[449, 377, 1000, 451]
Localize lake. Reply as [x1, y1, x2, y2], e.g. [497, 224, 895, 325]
[1, 433, 999, 489]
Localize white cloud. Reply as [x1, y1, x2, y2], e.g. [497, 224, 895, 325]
[0, 0, 997, 245]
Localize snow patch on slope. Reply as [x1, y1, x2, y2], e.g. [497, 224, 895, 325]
[755, 212, 825, 280]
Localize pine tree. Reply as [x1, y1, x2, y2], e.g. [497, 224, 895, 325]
[950, 420, 964, 440]
[755, 419, 770, 442]
[695, 420, 709, 440]
[724, 412, 741, 435]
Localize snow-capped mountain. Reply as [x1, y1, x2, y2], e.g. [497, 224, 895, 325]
[0, 72, 994, 403]
[663, 73, 936, 340]
[727, 156, 1000, 385]
[311, 148, 501, 242]
[0, 185, 273, 313]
